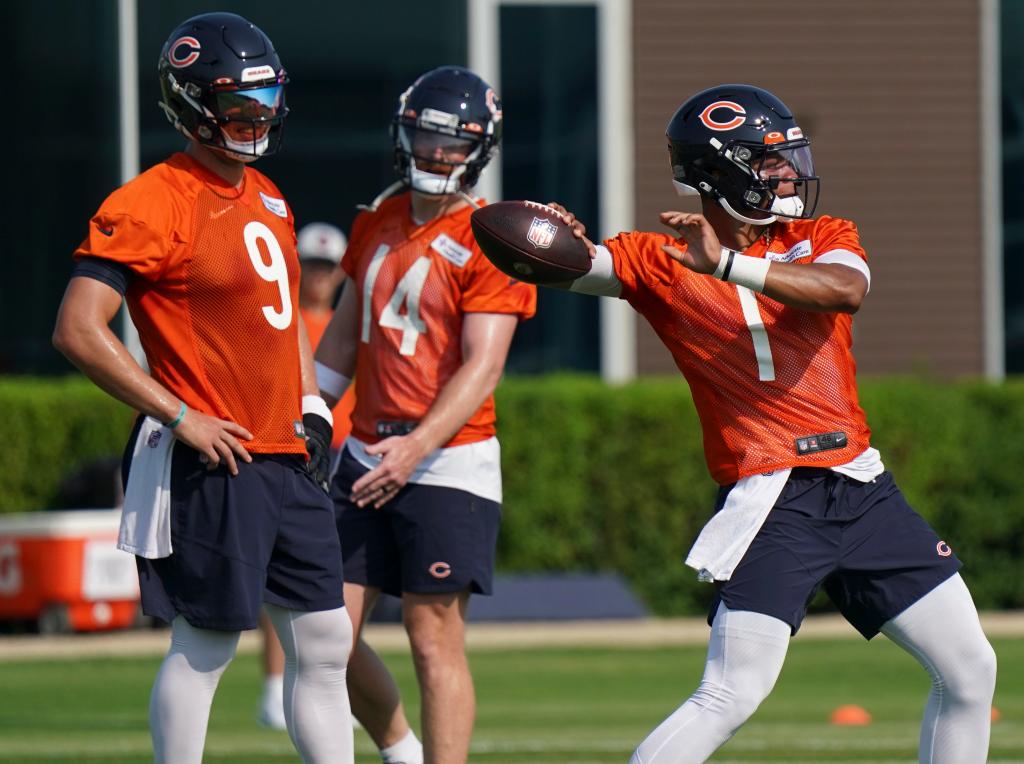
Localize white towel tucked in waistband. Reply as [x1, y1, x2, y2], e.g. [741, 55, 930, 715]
[118, 416, 175, 559]
[685, 468, 791, 583]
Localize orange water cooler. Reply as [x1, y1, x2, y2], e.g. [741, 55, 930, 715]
[0, 510, 140, 633]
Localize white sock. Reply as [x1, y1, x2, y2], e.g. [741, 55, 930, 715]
[630, 604, 791, 764]
[259, 673, 286, 730]
[150, 617, 240, 764]
[265, 603, 355, 763]
[881, 573, 997, 764]
[380, 729, 424, 764]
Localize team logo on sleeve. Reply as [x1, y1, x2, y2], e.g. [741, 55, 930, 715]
[698, 100, 747, 131]
[168, 36, 201, 68]
[527, 217, 558, 249]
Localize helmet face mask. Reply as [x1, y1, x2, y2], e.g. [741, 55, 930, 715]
[391, 66, 502, 195]
[158, 13, 288, 162]
[667, 85, 820, 225]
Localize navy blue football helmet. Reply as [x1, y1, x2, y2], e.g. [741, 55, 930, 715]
[391, 66, 502, 195]
[666, 84, 819, 225]
[158, 13, 288, 161]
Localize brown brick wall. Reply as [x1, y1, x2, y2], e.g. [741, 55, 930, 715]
[631, 0, 984, 376]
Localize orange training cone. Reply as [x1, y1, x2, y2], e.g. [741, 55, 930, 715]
[830, 704, 872, 726]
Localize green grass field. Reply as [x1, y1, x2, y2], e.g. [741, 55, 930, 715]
[1, 637, 1021, 763]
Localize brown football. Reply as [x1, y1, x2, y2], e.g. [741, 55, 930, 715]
[470, 200, 592, 285]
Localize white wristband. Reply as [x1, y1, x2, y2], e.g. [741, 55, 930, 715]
[717, 251, 770, 292]
[302, 394, 334, 428]
[712, 248, 733, 279]
[314, 361, 352, 401]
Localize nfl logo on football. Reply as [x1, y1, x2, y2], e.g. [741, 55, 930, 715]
[527, 217, 558, 249]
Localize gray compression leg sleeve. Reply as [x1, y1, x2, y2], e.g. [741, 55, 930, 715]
[881, 573, 997, 764]
[265, 603, 355, 763]
[149, 616, 240, 764]
[630, 603, 791, 763]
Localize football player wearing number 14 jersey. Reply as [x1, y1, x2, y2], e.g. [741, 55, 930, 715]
[543, 85, 996, 763]
[314, 67, 536, 764]
[53, 13, 353, 764]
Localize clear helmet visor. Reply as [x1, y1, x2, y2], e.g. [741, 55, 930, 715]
[752, 144, 815, 194]
[744, 141, 818, 220]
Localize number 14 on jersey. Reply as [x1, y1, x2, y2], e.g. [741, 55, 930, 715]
[361, 244, 432, 356]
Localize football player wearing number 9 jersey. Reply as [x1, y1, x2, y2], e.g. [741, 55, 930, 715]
[53, 13, 353, 764]
[541, 84, 995, 763]
[314, 67, 536, 764]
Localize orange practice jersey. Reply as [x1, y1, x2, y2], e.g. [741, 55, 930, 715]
[300, 306, 355, 449]
[343, 193, 536, 447]
[605, 216, 872, 485]
[75, 152, 307, 454]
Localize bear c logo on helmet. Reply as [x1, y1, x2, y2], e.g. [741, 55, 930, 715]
[168, 36, 201, 68]
[698, 101, 747, 131]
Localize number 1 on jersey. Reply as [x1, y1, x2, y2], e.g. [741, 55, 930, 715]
[736, 286, 776, 381]
[362, 245, 432, 356]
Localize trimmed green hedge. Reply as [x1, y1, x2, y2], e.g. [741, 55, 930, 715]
[2, 375, 1022, 615]
[0, 377, 135, 513]
[495, 375, 1024, 615]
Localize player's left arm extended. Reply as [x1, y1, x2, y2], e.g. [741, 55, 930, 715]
[350, 312, 519, 508]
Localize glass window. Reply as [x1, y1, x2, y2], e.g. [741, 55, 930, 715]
[5, 1, 120, 373]
[498, 4, 600, 373]
[1002, 1, 1024, 372]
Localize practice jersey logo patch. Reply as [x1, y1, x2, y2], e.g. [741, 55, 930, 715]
[767, 239, 813, 263]
[259, 192, 288, 218]
[527, 217, 558, 249]
[430, 232, 472, 267]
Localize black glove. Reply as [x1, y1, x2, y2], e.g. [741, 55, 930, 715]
[303, 413, 333, 492]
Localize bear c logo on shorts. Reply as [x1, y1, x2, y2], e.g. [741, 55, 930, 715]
[428, 562, 452, 579]
[936, 541, 952, 557]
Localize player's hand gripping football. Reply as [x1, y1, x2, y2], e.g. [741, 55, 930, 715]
[350, 434, 429, 509]
[544, 202, 597, 258]
[303, 413, 333, 492]
[659, 212, 724, 275]
[173, 409, 253, 476]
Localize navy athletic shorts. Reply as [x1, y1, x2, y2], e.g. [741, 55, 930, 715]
[125, 428, 344, 632]
[331, 448, 501, 598]
[708, 468, 962, 639]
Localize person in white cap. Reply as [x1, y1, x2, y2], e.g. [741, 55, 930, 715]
[297, 222, 349, 345]
[258, 221, 355, 730]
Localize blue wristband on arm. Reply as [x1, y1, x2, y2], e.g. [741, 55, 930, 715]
[166, 402, 187, 429]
